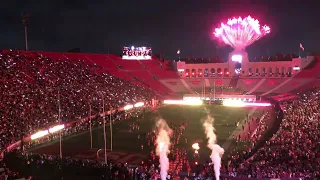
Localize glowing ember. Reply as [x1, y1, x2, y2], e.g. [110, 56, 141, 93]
[192, 143, 200, 150]
[214, 16, 270, 50]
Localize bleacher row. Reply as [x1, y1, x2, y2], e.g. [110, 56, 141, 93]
[4, 50, 179, 96]
[3, 50, 320, 98]
[159, 56, 320, 96]
[159, 77, 319, 96]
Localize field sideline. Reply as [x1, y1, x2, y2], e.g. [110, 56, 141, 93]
[29, 105, 253, 164]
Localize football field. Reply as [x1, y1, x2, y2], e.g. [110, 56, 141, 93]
[30, 105, 253, 164]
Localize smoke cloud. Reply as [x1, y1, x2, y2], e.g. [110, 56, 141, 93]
[203, 112, 225, 180]
[156, 119, 172, 180]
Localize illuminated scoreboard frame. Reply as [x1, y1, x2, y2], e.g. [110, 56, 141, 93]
[122, 46, 152, 60]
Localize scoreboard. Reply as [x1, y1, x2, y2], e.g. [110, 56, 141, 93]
[122, 46, 152, 60]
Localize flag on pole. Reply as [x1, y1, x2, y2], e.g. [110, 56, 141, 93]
[300, 43, 304, 51]
[177, 49, 180, 54]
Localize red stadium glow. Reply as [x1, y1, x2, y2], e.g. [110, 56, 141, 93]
[214, 16, 270, 50]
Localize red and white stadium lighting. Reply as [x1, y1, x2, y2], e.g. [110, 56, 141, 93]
[163, 99, 203, 106]
[48, 124, 65, 133]
[293, 66, 300, 70]
[223, 99, 271, 107]
[31, 130, 49, 140]
[134, 102, 144, 108]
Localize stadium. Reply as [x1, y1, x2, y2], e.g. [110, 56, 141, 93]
[1, 14, 320, 180]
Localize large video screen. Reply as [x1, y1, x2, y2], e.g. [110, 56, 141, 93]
[122, 46, 152, 60]
[231, 55, 242, 63]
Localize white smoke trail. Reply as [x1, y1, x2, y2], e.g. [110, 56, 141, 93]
[203, 112, 225, 180]
[156, 119, 172, 180]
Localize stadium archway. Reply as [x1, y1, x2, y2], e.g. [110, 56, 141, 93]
[198, 69, 202, 77]
[287, 67, 292, 77]
[248, 68, 253, 76]
[275, 67, 279, 76]
[186, 69, 190, 77]
[224, 68, 229, 76]
[204, 68, 209, 77]
[268, 67, 272, 76]
[281, 67, 285, 76]
[210, 68, 215, 77]
[217, 68, 222, 77]
[262, 67, 266, 76]
[191, 69, 196, 77]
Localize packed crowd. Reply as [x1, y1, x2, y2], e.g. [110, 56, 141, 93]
[0, 108, 152, 180]
[225, 108, 273, 167]
[1, 50, 320, 179]
[0, 50, 154, 154]
[225, 88, 320, 179]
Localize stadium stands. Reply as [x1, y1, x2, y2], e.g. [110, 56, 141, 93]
[111, 57, 145, 70]
[1, 49, 320, 179]
[85, 54, 118, 69]
[158, 79, 191, 93]
[254, 78, 287, 95]
[0, 50, 154, 156]
[128, 70, 172, 93]
[229, 88, 320, 179]
[294, 58, 320, 78]
[237, 78, 261, 94]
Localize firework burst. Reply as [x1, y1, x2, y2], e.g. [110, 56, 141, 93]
[214, 16, 270, 50]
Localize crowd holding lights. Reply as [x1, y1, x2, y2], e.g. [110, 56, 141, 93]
[214, 16, 270, 50]
[0, 49, 154, 155]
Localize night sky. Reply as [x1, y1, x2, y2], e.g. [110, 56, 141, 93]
[1, 0, 320, 60]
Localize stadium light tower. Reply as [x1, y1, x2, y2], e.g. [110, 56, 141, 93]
[214, 16, 270, 75]
[58, 90, 62, 159]
[109, 107, 113, 151]
[101, 92, 108, 165]
[22, 13, 30, 51]
[89, 103, 93, 149]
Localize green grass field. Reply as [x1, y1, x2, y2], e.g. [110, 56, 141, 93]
[30, 105, 253, 163]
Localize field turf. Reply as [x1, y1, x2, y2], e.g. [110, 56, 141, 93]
[30, 105, 253, 164]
